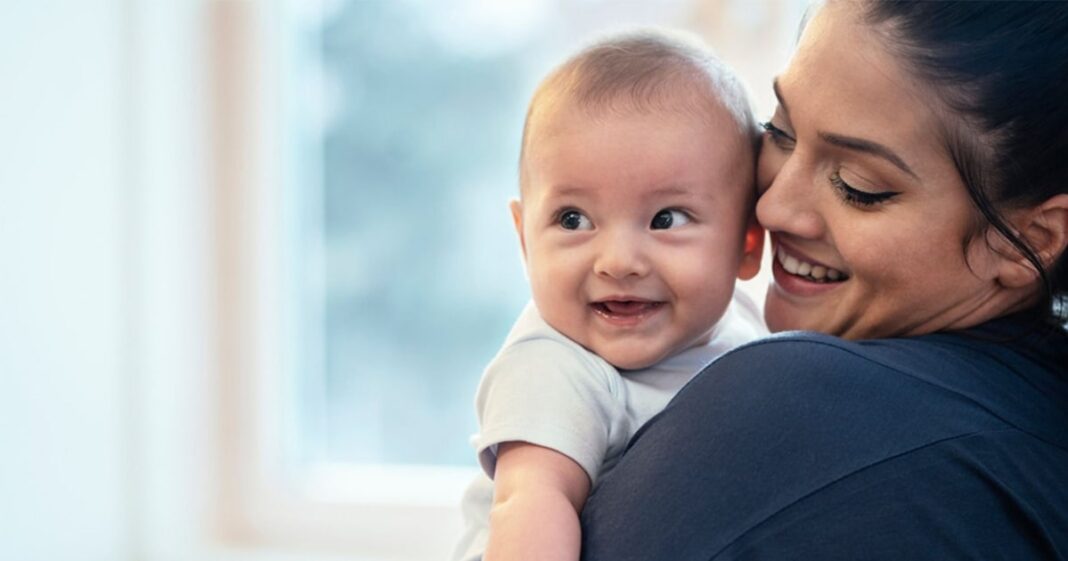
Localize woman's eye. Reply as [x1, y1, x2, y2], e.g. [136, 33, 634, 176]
[761, 121, 795, 150]
[558, 209, 593, 230]
[650, 209, 691, 230]
[829, 171, 898, 207]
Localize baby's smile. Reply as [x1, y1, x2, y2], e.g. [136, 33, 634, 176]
[589, 298, 666, 327]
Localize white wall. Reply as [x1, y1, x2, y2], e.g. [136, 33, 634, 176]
[0, 2, 215, 560]
[129, 1, 214, 559]
[0, 2, 130, 560]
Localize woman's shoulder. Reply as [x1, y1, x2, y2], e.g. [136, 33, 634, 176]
[722, 327, 938, 357]
[724, 312, 1068, 373]
[709, 326, 1061, 394]
[673, 325, 1068, 453]
[708, 329, 953, 383]
[673, 331, 996, 428]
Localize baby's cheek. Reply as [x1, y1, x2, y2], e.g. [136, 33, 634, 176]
[681, 263, 737, 314]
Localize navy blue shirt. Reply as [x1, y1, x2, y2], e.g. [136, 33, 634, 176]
[580, 314, 1068, 560]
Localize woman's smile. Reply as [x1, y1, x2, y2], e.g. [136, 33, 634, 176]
[773, 241, 848, 281]
[770, 241, 850, 298]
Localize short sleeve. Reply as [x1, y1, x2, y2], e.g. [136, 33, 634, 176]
[473, 338, 630, 484]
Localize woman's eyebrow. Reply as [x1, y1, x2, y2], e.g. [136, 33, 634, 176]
[773, 78, 917, 179]
[818, 133, 918, 179]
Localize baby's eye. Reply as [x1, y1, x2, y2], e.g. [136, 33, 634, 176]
[559, 209, 593, 231]
[650, 209, 691, 230]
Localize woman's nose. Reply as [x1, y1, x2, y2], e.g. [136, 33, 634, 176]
[593, 229, 651, 280]
[755, 153, 825, 240]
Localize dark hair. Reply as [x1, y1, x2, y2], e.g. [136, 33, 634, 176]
[860, 0, 1068, 323]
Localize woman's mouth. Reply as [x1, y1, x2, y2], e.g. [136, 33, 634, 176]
[775, 246, 849, 283]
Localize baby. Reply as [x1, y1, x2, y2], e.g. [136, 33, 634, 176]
[454, 29, 767, 561]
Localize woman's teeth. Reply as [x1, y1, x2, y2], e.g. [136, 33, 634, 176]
[777, 248, 847, 282]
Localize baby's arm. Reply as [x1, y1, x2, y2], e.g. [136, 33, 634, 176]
[484, 441, 591, 561]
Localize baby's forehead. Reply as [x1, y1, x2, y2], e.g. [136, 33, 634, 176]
[531, 78, 740, 133]
[519, 103, 756, 209]
[521, 107, 756, 208]
[523, 98, 751, 187]
[521, 92, 755, 182]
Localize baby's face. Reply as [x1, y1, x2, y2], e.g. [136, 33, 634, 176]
[514, 103, 760, 369]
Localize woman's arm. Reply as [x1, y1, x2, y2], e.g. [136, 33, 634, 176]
[485, 441, 591, 561]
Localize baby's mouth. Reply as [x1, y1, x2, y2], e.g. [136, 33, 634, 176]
[591, 300, 664, 318]
[776, 247, 849, 283]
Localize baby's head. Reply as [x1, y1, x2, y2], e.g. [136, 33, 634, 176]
[511, 29, 764, 370]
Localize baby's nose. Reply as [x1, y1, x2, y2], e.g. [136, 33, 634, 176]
[593, 231, 651, 280]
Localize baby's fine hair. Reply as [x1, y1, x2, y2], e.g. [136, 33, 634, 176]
[519, 28, 757, 177]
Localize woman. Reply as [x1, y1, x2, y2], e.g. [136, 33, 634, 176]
[580, 1, 1068, 559]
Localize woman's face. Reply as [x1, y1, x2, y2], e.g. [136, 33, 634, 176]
[757, 1, 1016, 339]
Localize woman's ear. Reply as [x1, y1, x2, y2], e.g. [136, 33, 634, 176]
[510, 199, 527, 260]
[737, 216, 765, 281]
[995, 193, 1068, 288]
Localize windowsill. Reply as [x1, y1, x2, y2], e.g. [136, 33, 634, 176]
[200, 543, 389, 561]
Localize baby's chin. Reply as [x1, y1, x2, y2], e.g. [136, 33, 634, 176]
[597, 347, 666, 371]
[593, 332, 713, 371]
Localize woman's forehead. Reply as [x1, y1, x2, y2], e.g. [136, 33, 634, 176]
[779, 0, 951, 179]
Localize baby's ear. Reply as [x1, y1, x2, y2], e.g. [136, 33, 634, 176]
[510, 199, 527, 260]
[737, 216, 765, 281]
[993, 193, 1068, 288]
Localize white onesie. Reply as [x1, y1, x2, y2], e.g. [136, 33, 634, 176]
[452, 290, 766, 561]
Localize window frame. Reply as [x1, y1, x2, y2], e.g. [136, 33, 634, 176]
[207, 2, 474, 559]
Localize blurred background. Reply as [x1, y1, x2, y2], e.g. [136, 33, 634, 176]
[0, 1, 805, 560]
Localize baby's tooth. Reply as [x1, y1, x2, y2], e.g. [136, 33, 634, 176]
[827, 269, 841, 281]
[810, 265, 827, 279]
[797, 262, 812, 276]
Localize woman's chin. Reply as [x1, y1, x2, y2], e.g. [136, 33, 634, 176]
[763, 305, 793, 334]
[763, 290, 796, 333]
[763, 288, 838, 336]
